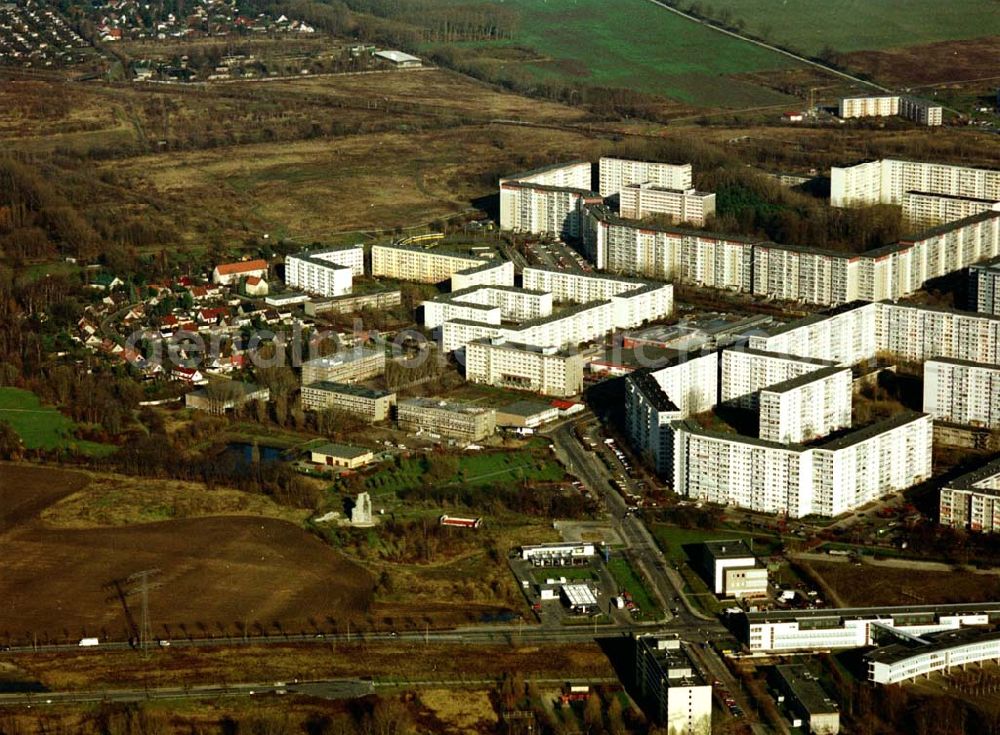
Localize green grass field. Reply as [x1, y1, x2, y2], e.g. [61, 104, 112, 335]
[0, 388, 114, 456]
[363, 447, 565, 497]
[652, 524, 781, 561]
[700, 0, 998, 55]
[433, 0, 801, 107]
[607, 556, 662, 620]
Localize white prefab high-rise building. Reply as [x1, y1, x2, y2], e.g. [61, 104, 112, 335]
[758, 366, 853, 444]
[923, 357, 1000, 428]
[838, 95, 900, 119]
[464, 337, 584, 397]
[646, 351, 719, 417]
[831, 159, 1000, 208]
[450, 259, 515, 291]
[939, 458, 1000, 532]
[618, 183, 716, 226]
[521, 267, 673, 330]
[370, 243, 486, 283]
[721, 349, 842, 409]
[599, 158, 692, 197]
[634, 635, 712, 734]
[902, 191, 1000, 228]
[672, 411, 932, 519]
[499, 162, 596, 239]
[285, 245, 363, 297]
[625, 370, 682, 475]
[970, 256, 1000, 315]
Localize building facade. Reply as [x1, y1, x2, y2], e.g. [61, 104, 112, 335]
[396, 398, 496, 441]
[618, 183, 716, 226]
[758, 366, 853, 444]
[599, 158, 692, 197]
[285, 246, 361, 297]
[902, 191, 1000, 229]
[923, 357, 1000, 428]
[634, 635, 712, 734]
[300, 381, 396, 422]
[371, 243, 486, 283]
[300, 348, 386, 385]
[970, 256, 1000, 315]
[939, 457, 1000, 532]
[464, 337, 584, 397]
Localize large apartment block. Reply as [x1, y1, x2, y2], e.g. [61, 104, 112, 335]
[371, 242, 487, 283]
[838, 96, 942, 126]
[599, 158, 692, 197]
[721, 349, 842, 409]
[300, 381, 396, 422]
[923, 357, 1000, 428]
[285, 246, 361, 297]
[939, 458, 1000, 532]
[634, 635, 712, 733]
[464, 337, 584, 397]
[625, 371, 682, 475]
[521, 267, 673, 330]
[450, 259, 515, 291]
[970, 256, 1000, 315]
[300, 347, 386, 385]
[831, 159, 1000, 207]
[618, 183, 716, 226]
[673, 412, 932, 518]
[902, 191, 1000, 229]
[499, 162, 597, 239]
[396, 398, 496, 442]
[758, 366, 853, 445]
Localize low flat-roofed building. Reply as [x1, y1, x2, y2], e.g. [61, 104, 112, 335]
[520, 542, 596, 565]
[374, 49, 421, 67]
[300, 347, 386, 385]
[867, 627, 1000, 685]
[634, 634, 712, 733]
[771, 665, 840, 734]
[495, 399, 560, 429]
[743, 602, 1000, 652]
[304, 289, 402, 317]
[300, 381, 396, 422]
[185, 381, 269, 414]
[396, 397, 496, 442]
[692, 540, 768, 598]
[309, 442, 375, 469]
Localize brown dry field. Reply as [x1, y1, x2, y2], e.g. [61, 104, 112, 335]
[841, 36, 1000, 87]
[799, 559, 1000, 607]
[0, 463, 88, 532]
[0, 464, 373, 644]
[104, 123, 604, 241]
[9, 641, 614, 690]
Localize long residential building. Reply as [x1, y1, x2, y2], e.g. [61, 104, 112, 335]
[371, 242, 488, 283]
[831, 159, 1000, 208]
[634, 634, 711, 734]
[304, 289, 401, 317]
[939, 457, 1000, 532]
[451, 259, 515, 291]
[599, 158, 692, 197]
[521, 267, 673, 330]
[902, 190, 1000, 229]
[464, 337, 584, 397]
[619, 183, 716, 226]
[424, 285, 553, 330]
[586, 205, 1000, 306]
[743, 603, 1000, 652]
[396, 398, 496, 442]
[970, 255, 1000, 315]
[300, 381, 396, 422]
[672, 411, 933, 518]
[837, 96, 942, 126]
[923, 357, 1000, 428]
[300, 347, 386, 385]
[285, 246, 361, 297]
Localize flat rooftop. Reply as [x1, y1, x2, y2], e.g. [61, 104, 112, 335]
[629, 370, 680, 413]
[303, 381, 394, 399]
[866, 627, 1000, 666]
[946, 456, 1000, 492]
[498, 399, 557, 418]
[302, 347, 384, 367]
[311, 442, 372, 459]
[702, 539, 757, 560]
[399, 397, 493, 415]
[761, 365, 850, 395]
[746, 601, 1000, 625]
[773, 665, 838, 716]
